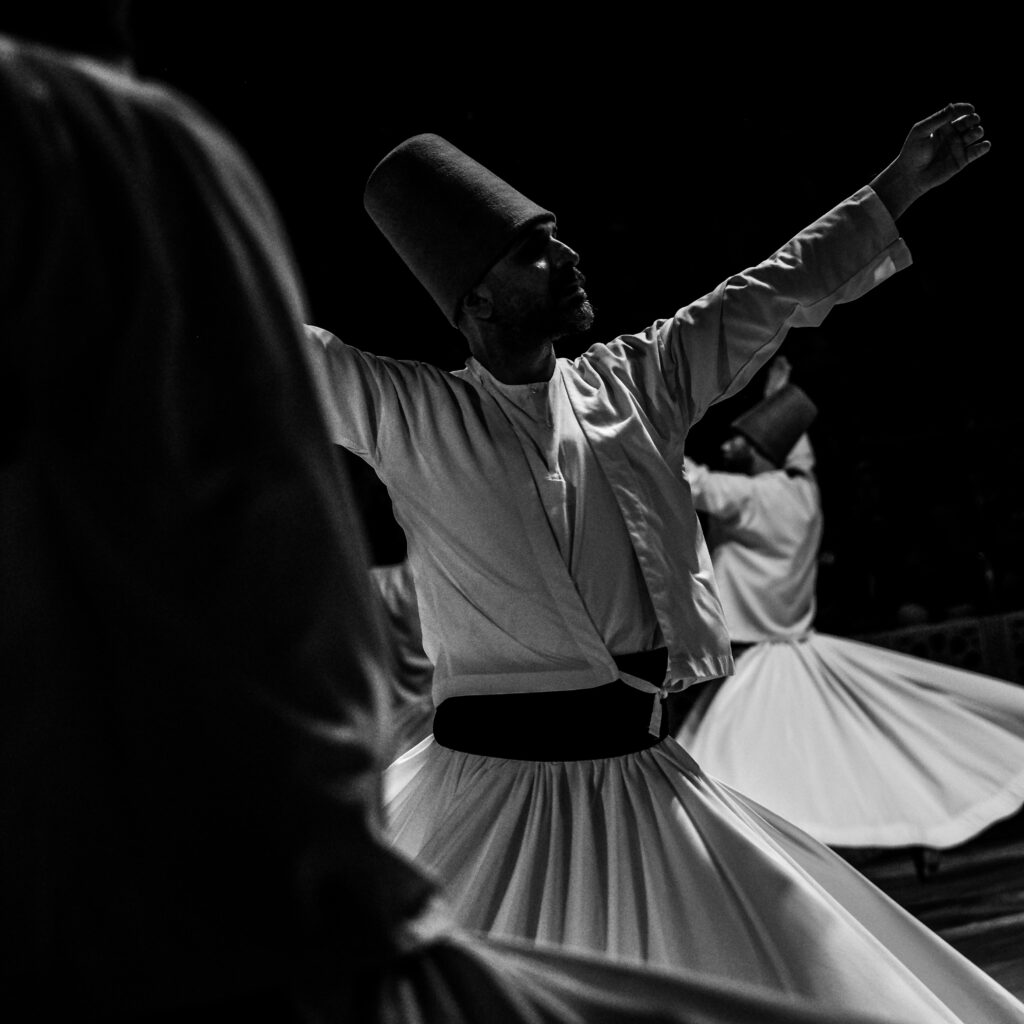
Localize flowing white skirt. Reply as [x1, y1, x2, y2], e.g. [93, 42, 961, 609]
[364, 901, 907, 1024]
[677, 632, 1024, 848]
[385, 734, 1024, 1023]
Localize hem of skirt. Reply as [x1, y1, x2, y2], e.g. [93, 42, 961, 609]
[800, 767, 1024, 849]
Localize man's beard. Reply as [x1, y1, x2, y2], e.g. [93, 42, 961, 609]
[547, 295, 595, 342]
[492, 293, 595, 351]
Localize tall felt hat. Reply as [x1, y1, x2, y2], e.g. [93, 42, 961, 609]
[363, 133, 554, 323]
[730, 383, 818, 467]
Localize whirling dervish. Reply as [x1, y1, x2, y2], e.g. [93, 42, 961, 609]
[679, 356, 1024, 850]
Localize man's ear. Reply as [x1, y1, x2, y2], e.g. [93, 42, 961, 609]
[461, 282, 493, 322]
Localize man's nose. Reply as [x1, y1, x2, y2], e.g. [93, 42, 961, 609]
[551, 237, 580, 269]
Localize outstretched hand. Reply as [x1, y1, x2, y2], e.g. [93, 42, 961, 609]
[906, 103, 989, 189]
[870, 103, 990, 220]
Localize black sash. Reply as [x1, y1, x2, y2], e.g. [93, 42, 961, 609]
[432, 649, 669, 760]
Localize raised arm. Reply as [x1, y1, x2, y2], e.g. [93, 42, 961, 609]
[648, 103, 989, 430]
[651, 184, 909, 429]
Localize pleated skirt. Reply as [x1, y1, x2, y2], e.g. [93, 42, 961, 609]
[385, 733, 1024, 1022]
[103, 909, 900, 1023]
[361, 905, 908, 1024]
[678, 632, 1024, 848]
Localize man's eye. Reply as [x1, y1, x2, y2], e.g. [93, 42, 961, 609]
[518, 239, 545, 261]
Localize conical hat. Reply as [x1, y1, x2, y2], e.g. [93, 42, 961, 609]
[364, 133, 553, 324]
[730, 384, 818, 467]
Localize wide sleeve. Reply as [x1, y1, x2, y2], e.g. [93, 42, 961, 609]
[664, 186, 910, 426]
[302, 324, 390, 461]
[575, 186, 910, 449]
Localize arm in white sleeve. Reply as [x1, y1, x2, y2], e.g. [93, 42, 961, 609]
[302, 324, 390, 462]
[683, 456, 757, 518]
[662, 186, 911, 428]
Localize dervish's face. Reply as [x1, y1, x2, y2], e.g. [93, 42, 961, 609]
[483, 220, 594, 344]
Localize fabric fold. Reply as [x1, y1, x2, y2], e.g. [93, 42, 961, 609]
[679, 633, 1024, 848]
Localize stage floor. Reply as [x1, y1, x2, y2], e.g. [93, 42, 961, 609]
[839, 807, 1024, 1000]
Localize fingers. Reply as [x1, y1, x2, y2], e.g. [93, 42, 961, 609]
[935, 110, 991, 164]
[914, 101, 976, 137]
[935, 114, 986, 145]
[958, 119, 988, 156]
[964, 137, 992, 164]
[952, 111, 982, 133]
[950, 112, 985, 144]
